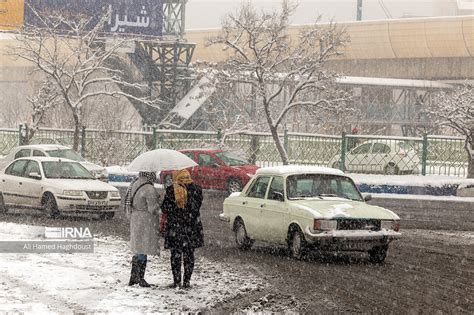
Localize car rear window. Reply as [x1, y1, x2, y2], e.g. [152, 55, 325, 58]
[215, 152, 248, 166]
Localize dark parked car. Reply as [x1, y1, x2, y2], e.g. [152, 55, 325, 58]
[160, 149, 259, 193]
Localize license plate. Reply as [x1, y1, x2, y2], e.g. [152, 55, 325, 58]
[88, 200, 107, 206]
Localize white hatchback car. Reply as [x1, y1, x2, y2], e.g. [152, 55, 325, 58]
[0, 145, 108, 181]
[0, 157, 121, 219]
[220, 166, 401, 263]
[330, 140, 419, 175]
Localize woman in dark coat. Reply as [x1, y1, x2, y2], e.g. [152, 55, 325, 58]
[161, 169, 203, 288]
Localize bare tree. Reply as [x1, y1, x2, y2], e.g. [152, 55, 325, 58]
[11, 6, 158, 150]
[25, 78, 61, 141]
[205, 0, 351, 164]
[430, 83, 474, 178]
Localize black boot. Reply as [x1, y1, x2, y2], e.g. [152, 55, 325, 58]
[170, 249, 182, 288]
[138, 260, 151, 288]
[128, 256, 140, 286]
[183, 248, 194, 289]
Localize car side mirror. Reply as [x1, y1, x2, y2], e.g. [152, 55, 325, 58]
[28, 172, 42, 180]
[363, 194, 372, 202]
[272, 191, 284, 202]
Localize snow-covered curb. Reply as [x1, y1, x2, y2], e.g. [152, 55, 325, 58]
[0, 222, 265, 314]
[349, 174, 474, 187]
[370, 193, 474, 203]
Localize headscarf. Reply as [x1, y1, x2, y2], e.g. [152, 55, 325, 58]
[172, 169, 193, 209]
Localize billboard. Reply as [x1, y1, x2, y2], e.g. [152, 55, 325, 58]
[0, 0, 25, 30]
[1, 0, 163, 37]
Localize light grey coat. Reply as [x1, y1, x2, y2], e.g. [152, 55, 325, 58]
[129, 178, 161, 256]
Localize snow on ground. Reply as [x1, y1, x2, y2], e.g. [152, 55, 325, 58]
[106, 165, 474, 189]
[349, 174, 474, 187]
[371, 193, 474, 203]
[0, 222, 265, 314]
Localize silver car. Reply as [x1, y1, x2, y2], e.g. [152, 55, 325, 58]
[0, 145, 108, 181]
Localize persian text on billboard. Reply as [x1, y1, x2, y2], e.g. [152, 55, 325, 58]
[25, 0, 163, 37]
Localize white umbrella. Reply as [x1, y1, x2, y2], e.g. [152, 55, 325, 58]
[127, 149, 198, 172]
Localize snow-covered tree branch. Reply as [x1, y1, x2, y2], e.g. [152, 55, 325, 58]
[429, 83, 474, 178]
[9, 5, 159, 150]
[204, 0, 352, 164]
[26, 79, 62, 142]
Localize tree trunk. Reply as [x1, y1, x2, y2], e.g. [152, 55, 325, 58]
[262, 101, 289, 165]
[269, 124, 289, 165]
[72, 111, 81, 152]
[465, 136, 474, 178]
[468, 158, 474, 179]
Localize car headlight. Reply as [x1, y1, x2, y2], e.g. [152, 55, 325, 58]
[381, 220, 400, 231]
[313, 219, 337, 231]
[63, 190, 84, 197]
[110, 191, 121, 198]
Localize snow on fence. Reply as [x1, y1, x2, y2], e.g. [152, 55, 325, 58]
[0, 127, 469, 177]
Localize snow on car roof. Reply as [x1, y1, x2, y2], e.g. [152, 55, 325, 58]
[180, 148, 222, 152]
[17, 157, 77, 163]
[18, 144, 70, 150]
[256, 165, 345, 176]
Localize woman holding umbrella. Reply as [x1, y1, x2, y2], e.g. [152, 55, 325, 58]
[127, 149, 199, 288]
[124, 171, 160, 287]
[161, 169, 203, 289]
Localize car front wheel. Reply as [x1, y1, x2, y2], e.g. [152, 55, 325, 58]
[289, 228, 307, 260]
[234, 219, 253, 250]
[368, 244, 388, 263]
[43, 194, 60, 219]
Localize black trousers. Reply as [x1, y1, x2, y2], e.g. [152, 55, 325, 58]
[170, 246, 195, 284]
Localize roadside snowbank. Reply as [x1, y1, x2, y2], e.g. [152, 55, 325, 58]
[0, 222, 265, 314]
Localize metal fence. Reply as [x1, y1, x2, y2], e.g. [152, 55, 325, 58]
[0, 126, 469, 177]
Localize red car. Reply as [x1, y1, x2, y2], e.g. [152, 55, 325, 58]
[160, 149, 259, 193]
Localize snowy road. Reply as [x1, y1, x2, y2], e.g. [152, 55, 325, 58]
[0, 223, 264, 314]
[0, 191, 473, 313]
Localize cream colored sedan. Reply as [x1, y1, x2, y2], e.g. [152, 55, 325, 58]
[220, 165, 401, 263]
[0, 157, 121, 219]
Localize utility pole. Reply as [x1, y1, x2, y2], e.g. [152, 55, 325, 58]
[357, 0, 363, 21]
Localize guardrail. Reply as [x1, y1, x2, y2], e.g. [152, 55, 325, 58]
[0, 126, 469, 177]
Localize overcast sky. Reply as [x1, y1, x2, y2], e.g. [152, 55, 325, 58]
[185, 0, 469, 29]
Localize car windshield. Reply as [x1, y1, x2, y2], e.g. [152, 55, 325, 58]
[287, 174, 363, 201]
[215, 151, 248, 166]
[42, 161, 95, 179]
[46, 149, 85, 162]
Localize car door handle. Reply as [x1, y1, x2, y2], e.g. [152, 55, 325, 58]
[19, 182, 23, 185]
[260, 204, 265, 208]
[242, 201, 247, 205]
